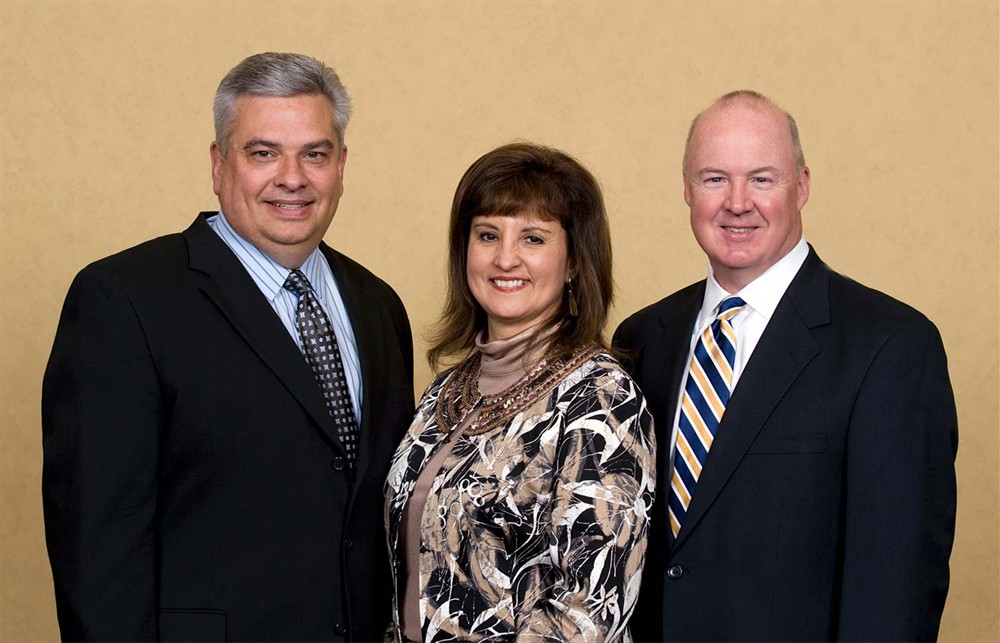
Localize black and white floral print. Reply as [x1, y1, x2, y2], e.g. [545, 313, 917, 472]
[385, 352, 656, 642]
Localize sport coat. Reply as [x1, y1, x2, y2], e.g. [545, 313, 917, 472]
[42, 213, 414, 642]
[613, 247, 957, 642]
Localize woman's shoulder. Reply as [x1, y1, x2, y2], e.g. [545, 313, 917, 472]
[553, 348, 654, 442]
[565, 346, 629, 377]
[559, 347, 642, 397]
[582, 349, 626, 373]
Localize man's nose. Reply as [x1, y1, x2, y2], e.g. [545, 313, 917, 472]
[275, 156, 307, 191]
[725, 181, 752, 214]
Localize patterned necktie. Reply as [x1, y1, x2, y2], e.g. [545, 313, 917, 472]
[668, 296, 746, 537]
[283, 269, 359, 464]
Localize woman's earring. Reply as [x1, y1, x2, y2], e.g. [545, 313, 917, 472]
[567, 279, 579, 317]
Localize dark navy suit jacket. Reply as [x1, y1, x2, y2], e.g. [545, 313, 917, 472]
[614, 247, 957, 642]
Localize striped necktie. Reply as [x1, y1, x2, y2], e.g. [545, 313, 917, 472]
[283, 269, 360, 464]
[668, 296, 746, 537]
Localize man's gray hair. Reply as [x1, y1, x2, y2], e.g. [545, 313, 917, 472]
[214, 52, 353, 155]
[683, 89, 806, 175]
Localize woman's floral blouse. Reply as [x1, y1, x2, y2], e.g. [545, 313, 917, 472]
[385, 352, 656, 642]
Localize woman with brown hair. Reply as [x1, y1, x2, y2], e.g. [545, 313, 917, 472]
[385, 142, 655, 642]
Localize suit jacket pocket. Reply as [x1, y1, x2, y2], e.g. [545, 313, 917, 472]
[746, 431, 828, 455]
[159, 608, 227, 642]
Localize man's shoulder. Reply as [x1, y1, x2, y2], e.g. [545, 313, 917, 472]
[825, 266, 937, 333]
[616, 280, 704, 338]
[70, 215, 216, 296]
[81, 229, 189, 280]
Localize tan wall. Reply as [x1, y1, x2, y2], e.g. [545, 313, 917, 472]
[2, 1, 996, 640]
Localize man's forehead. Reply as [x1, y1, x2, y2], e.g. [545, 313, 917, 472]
[685, 107, 797, 177]
[229, 94, 338, 141]
[692, 105, 791, 153]
[698, 100, 785, 135]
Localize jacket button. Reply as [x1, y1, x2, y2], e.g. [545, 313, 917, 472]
[333, 621, 348, 636]
[330, 457, 346, 471]
[345, 538, 355, 550]
[667, 564, 684, 579]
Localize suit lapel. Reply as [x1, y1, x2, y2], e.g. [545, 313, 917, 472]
[321, 244, 382, 481]
[650, 284, 704, 464]
[183, 214, 343, 449]
[673, 249, 831, 550]
[635, 283, 703, 548]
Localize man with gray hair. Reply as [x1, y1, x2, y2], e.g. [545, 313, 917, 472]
[615, 90, 957, 641]
[43, 52, 414, 641]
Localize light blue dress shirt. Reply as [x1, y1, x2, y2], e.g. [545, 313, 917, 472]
[208, 212, 362, 424]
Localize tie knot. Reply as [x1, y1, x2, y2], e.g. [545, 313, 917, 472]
[283, 269, 311, 297]
[717, 296, 746, 319]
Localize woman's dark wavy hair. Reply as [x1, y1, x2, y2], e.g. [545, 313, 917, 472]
[427, 142, 614, 371]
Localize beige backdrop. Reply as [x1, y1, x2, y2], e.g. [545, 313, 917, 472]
[1, 1, 997, 640]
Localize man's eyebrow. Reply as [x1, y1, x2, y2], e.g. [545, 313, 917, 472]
[241, 139, 335, 151]
[302, 139, 335, 151]
[242, 139, 279, 150]
[694, 165, 781, 175]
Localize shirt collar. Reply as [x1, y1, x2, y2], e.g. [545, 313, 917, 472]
[298, 251, 329, 294]
[213, 210, 326, 302]
[699, 236, 809, 327]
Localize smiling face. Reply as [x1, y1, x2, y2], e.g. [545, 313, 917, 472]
[684, 100, 809, 293]
[466, 212, 571, 341]
[210, 94, 347, 268]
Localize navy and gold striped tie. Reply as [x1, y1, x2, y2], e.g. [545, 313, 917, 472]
[668, 296, 746, 537]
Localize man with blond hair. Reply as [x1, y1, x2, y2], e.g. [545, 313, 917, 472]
[615, 90, 957, 641]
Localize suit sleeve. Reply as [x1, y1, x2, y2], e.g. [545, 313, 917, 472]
[388, 286, 414, 394]
[611, 320, 636, 357]
[836, 319, 958, 641]
[42, 264, 161, 641]
[516, 369, 657, 642]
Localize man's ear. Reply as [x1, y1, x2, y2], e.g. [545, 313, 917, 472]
[797, 166, 811, 211]
[210, 141, 224, 197]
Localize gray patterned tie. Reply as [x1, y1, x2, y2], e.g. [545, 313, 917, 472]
[283, 269, 359, 464]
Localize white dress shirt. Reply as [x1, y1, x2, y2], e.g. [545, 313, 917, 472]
[668, 237, 810, 464]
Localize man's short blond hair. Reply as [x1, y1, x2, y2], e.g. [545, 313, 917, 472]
[682, 89, 806, 175]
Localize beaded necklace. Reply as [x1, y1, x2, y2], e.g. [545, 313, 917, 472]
[435, 344, 603, 436]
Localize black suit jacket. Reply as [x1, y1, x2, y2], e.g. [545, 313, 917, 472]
[42, 213, 415, 642]
[614, 248, 957, 642]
